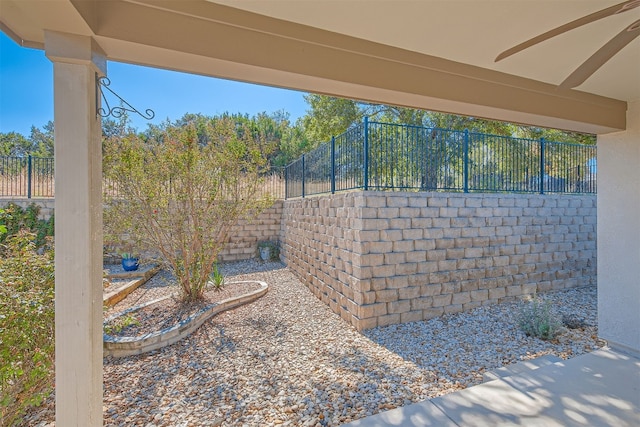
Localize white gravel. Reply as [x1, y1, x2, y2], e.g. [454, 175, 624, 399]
[24, 260, 601, 427]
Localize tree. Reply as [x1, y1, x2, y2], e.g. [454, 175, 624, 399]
[301, 94, 362, 144]
[148, 111, 293, 170]
[28, 121, 54, 157]
[250, 110, 290, 163]
[294, 94, 595, 191]
[102, 110, 136, 140]
[298, 94, 595, 143]
[273, 120, 314, 167]
[103, 118, 275, 302]
[0, 132, 31, 157]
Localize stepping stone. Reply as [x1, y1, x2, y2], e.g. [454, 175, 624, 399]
[483, 354, 563, 382]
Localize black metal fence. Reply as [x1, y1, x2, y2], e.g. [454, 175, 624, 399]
[0, 155, 55, 198]
[0, 155, 286, 200]
[103, 168, 285, 200]
[285, 118, 597, 198]
[2, 124, 597, 201]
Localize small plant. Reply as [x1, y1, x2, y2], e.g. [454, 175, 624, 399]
[104, 313, 140, 335]
[257, 240, 280, 261]
[210, 263, 225, 291]
[517, 294, 563, 340]
[120, 249, 140, 271]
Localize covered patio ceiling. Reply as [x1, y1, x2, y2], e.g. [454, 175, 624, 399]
[1, 0, 638, 134]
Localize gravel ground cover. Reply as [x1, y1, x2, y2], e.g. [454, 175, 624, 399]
[25, 260, 601, 427]
[104, 276, 264, 337]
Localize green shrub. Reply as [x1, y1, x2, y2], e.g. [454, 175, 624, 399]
[104, 313, 140, 336]
[0, 230, 55, 426]
[517, 294, 563, 340]
[0, 203, 54, 250]
[257, 240, 280, 261]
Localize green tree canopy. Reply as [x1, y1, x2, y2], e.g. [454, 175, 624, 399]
[300, 94, 362, 143]
[0, 132, 31, 156]
[297, 94, 595, 146]
[28, 121, 55, 157]
[0, 121, 55, 157]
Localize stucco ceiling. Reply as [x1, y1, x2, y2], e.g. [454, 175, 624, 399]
[212, 0, 640, 102]
[1, 0, 637, 133]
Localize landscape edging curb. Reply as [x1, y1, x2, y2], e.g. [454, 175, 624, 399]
[104, 280, 268, 357]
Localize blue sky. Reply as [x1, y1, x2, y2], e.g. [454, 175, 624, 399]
[0, 31, 310, 136]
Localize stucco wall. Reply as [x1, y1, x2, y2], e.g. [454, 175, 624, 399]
[597, 100, 640, 355]
[282, 191, 597, 331]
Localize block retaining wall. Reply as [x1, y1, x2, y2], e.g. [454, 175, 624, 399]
[281, 191, 596, 331]
[220, 200, 283, 262]
[0, 199, 283, 262]
[0, 198, 55, 219]
[7, 194, 597, 331]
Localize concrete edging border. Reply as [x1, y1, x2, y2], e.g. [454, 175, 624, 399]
[103, 280, 268, 357]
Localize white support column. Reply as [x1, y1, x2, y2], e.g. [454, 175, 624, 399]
[597, 100, 640, 356]
[45, 31, 106, 427]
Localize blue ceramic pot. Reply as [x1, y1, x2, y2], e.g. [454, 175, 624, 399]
[122, 257, 139, 271]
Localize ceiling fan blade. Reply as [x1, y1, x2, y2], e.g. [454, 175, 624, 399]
[560, 19, 640, 88]
[496, 0, 640, 62]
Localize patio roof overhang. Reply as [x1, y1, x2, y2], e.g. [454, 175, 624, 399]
[2, 0, 637, 134]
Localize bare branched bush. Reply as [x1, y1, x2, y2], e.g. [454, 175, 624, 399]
[103, 119, 274, 301]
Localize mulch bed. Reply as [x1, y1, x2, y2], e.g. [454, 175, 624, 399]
[104, 274, 263, 337]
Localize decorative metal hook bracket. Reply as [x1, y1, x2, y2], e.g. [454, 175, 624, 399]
[96, 75, 155, 120]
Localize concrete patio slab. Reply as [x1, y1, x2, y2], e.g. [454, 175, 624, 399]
[341, 348, 640, 427]
[429, 377, 560, 427]
[494, 348, 640, 427]
[482, 354, 563, 382]
[341, 398, 457, 427]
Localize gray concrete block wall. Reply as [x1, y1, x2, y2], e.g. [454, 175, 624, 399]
[1, 198, 283, 263]
[282, 192, 596, 331]
[0, 198, 55, 219]
[219, 200, 284, 261]
[10, 194, 597, 331]
[281, 193, 366, 327]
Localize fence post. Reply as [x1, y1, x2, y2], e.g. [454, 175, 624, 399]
[539, 138, 545, 194]
[301, 155, 305, 198]
[331, 136, 336, 194]
[284, 167, 288, 200]
[363, 116, 369, 191]
[27, 155, 33, 199]
[463, 129, 469, 193]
